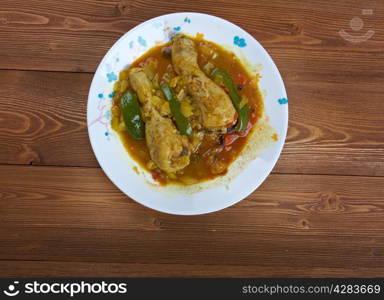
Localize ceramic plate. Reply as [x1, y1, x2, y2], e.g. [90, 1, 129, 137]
[87, 12, 288, 215]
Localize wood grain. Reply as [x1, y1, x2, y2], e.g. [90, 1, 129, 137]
[1, 70, 383, 175]
[1, 261, 383, 278]
[1, 165, 384, 235]
[1, 0, 384, 278]
[0, 70, 95, 166]
[0, 165, 383, 277]
[0, 0, 383, 72]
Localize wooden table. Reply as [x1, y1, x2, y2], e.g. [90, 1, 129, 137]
[1, 0, 383, 278]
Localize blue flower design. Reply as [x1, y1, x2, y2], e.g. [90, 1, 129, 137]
[129, 41, 134, 49]
[278, 97, 288, 105]
[108, 91, 115, 98]
[104, 131, 109, 136]
[107, 72, 117, 82]
[184, 17, 191, 23]
[173, 26, 181, 31]
[138, 36, 147, 47]
[98, 93, 103, 99]
[234, 36, 247, 47]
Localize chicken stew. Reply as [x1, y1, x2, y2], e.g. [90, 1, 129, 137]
[111, 35, 263, 185]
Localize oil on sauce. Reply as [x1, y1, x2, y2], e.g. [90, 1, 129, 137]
[112, 37, 264, 185]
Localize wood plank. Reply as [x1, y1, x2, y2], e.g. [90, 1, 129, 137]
[0, 0, 383, 72]
[0, 70, 95, 166]
[1, 165, 384, 235]
[1, 70, 383, 176]
[1, 220, 384, 271]
[275, 80, 384, 176]
[1, 261, 383, 278]
[0, 165, 383, 276]
[1, 0, 383, 280]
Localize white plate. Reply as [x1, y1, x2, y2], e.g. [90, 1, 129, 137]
[87, 12, 288, 215]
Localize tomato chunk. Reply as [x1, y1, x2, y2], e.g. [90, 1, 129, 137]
[237, 73, 248, 86]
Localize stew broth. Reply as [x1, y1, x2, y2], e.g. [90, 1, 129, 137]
[111, 37, 263, 185]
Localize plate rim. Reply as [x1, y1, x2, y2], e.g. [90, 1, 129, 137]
[87, 12, 288, 215]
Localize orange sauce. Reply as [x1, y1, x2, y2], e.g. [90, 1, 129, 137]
[112, 37, 264, 185]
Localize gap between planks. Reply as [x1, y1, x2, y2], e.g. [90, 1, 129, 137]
[0, 163, 383, 178]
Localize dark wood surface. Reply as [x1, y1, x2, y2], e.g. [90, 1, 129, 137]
[0, 0, 383, 277]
